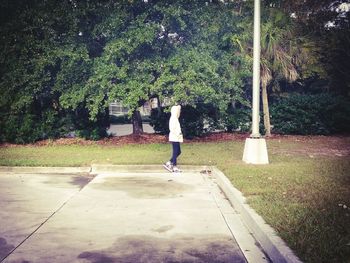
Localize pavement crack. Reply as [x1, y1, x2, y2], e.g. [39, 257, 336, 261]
[0, 175, 95, 262]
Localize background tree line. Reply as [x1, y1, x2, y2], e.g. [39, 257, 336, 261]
[0, 0, 349, 143]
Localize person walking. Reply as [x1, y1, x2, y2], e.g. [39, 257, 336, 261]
[163, 105, 183, 173]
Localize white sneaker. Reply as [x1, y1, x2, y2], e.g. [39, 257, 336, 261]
[172, 166, 181, 173]
[163, 161, 173, 172]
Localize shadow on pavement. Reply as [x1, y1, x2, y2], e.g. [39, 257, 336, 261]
[78, 234, 246, 263]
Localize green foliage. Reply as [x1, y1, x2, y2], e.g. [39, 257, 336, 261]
[71, 108, 108, 140]
[224, 107, 251, 132]
[270, 94, 350, 135]
[0, 0, 112, 143]
[150, 106, 205, 139]
[1, 0, 349, 143]
[275, 0, 350, 95]
[179, 106, 205, 139]
[0, 0, 250, 143]
[1, 114, 40, 144]
[0, 106, 108, 144]
[150, 105, 207, 139]
[75, 127, 106, 141]
[0, 110, 71, 144]
[94, 1, 248, 119]
[150, 103, 242, 138]
[150, 108, 170, 135]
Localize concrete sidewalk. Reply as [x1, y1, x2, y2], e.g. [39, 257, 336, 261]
[0, 167, 268, 263]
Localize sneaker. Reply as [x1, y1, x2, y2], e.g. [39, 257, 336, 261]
[172, 166, 181, 173]
[163, 161, 173, 172]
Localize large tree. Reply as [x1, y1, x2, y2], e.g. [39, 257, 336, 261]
[3, 0, 334, 141]
[0, 0, 97, 142]
[84, 0, 249, 134]
[0, 0, 250, 141]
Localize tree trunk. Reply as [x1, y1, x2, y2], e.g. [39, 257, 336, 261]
[132, 109, 143, 135]
[262, 84, 271, 136]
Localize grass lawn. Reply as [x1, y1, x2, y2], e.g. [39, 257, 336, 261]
[1, 135, 349, 263]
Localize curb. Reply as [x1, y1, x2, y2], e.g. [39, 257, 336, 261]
[90, 164, 207, 174]
[0, 166, 91, 174]
[0, 165, 206, 174]
[211, 166, 303, 263]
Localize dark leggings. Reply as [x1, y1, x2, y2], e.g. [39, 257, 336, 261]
[170, 142, 181, 165]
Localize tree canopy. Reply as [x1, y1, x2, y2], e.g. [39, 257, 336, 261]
[0, 0, 349, 143]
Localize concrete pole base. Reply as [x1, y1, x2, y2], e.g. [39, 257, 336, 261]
[243, 137, 269, 164]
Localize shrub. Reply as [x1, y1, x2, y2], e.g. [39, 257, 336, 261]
[150, 108, 170, 135]
[270, 93, 350, 135]
[0, 107, 109, 143]
[224, 107, 251, 132]
[179, 106, 205, 138]
[150, 104, 254, 138]
[73, 117, 108, 141]
[75, 126, 107, 140]
[65, 107, 109, 141]
[0, 114, 42, 144]
[0, 110, 65, 144]
[150, 105, 206, 139]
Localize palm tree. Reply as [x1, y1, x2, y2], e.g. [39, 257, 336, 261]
[233, 10, 302, 136]
[260, 18, 299, 136]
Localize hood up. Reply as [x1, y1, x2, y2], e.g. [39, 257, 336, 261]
[170, 105, 181, 119]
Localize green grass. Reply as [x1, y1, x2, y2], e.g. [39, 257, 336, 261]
[1, 139, 349, 263]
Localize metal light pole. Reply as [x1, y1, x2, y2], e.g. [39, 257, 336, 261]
[251, 0, 261, 138]
[242, 0, 269, 164]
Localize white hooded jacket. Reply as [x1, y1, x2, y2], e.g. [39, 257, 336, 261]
[169, 105, 183, 142]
